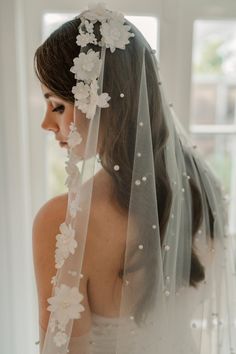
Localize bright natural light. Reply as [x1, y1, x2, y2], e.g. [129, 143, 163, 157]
[190, 19, 236, 236]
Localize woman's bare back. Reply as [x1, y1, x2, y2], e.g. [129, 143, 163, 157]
[76, 168, 128, 316]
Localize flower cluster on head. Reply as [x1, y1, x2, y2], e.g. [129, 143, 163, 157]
[70, 2, 135, 120]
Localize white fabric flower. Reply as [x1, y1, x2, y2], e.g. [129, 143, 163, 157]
[84, 19, 94, 33]
[66, 145, 82, 165]
[110, 11, 125, 24]
[70, 49, 102, 82]
[53, 331, 68, 347]
[48, 316, 56, 333]
[83, 3, 111, 22]
[76, 31, 97, 47]
[72, 82, 90, 101]
[56, 223, 77, 255]
[65, 163, 80, 193]
[75, 78, 110, 119]
[64, 150, 81, 193]
[47, 284, 85, 330]
[68, 129, 83, 149]
[70, 194, 81, 218]
[55, 223, 78, 269]
[100, 19, 135, 53]
[87, 79, 111, 119]
[69, 121, 77, 133]
[55, 249, 65, 269]
[51, 275, 57, 286]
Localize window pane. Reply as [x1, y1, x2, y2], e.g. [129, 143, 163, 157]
[191, 20, 236, 125]
[190, 133, 236, 234]
[41, 13, 159, 198]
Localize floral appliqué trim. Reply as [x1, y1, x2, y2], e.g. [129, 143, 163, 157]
[65, 122, 82, 196]
[55, 222, 78, 269]
[47, 283, 85, 347]
[70, 2, 135, 120]
[45, 3, 135, 349]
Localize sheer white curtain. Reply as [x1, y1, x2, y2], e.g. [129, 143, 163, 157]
[0, 0, 38, 353]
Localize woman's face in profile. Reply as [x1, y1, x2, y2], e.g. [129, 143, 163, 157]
[40, 83, 89, 156]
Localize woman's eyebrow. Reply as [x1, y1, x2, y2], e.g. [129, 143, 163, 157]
[44, 92, 56, 99]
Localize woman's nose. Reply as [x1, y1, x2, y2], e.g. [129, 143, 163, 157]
[41, 112, 59, 132]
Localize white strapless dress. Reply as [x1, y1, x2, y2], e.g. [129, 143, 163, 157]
[39, 312, 139, 354]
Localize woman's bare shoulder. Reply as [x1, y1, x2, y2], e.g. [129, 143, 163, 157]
[32, 193, 68, 225]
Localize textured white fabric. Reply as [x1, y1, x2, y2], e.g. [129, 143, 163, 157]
[39, 313, 140, 354]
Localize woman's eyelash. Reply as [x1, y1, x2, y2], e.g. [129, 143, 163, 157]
[52, 105, 64, 113]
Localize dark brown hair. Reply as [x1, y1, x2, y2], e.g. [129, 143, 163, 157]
[34, 16, 216, 325]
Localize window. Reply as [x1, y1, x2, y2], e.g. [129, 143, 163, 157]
[190, 20, 236, 235]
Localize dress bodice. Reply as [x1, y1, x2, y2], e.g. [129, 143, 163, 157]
[39, 312, 138, 354]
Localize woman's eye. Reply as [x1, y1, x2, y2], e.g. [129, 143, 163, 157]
[52, 105, 64, 113]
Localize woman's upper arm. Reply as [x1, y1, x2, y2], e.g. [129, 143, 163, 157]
[32, 195, 92, 338]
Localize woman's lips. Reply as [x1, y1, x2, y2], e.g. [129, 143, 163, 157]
[59, 142, 68, 148]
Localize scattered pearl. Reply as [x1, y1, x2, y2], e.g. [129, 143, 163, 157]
[80, 273, 84, 278]
[187, 175, 191, 180]
[139, 121, 144, 126]
[138, 244, 144, 250]
[164, 290, 170, 297]
[197, 229, 202, 234]
[137, 152, 142, 157]
[165, 275, 170, 282]
[125, 279, 130, 285]
[135, 179, 141, 186]
[114, 164, 120, 171]
[152, 224, 157, 229]
[211, 248, 215, 252]
[172, 180, 177, 185]
[130, 315, 134, 320]
[164, 245, 170, 251]
[181, 188, 185, 192]
[211, 312, 218, 317]
[120, 93, 125, 98]
[191, 322, 197, 328]
[171, 213, 174, 219]
[142, 176, 147, 182]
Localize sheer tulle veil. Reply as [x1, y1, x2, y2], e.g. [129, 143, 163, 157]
[34, 3, 236, 354]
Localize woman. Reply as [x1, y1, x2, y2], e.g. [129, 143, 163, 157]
[32, 4, 234, 354]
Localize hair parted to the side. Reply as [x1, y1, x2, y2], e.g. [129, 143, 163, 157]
[34, 14, 215, 325]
